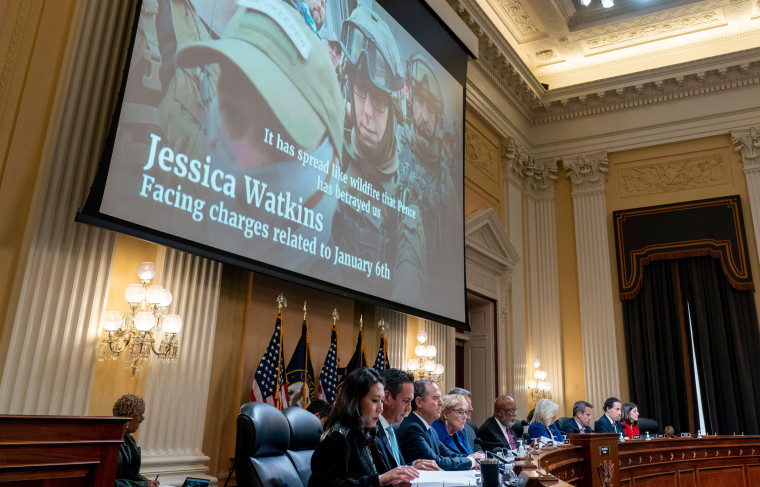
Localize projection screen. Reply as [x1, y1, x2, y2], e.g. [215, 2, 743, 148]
[79, 0, 468, 327]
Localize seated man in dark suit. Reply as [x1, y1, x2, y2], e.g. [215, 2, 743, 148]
[448, 387, 480, 452]
[397, 379, 484, 470]
[376, 369, 439, 471]
[594, 397, 624, 434]
[561, 400, 593, 435]
[477, 395, 522, 451]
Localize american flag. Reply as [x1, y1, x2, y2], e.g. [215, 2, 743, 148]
[318, 325, 339, 405]
[251, 312, 289, 410]
[373, 332, 389, 371]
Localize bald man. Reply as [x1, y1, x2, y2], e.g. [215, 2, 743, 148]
[477, 395, 523, 451]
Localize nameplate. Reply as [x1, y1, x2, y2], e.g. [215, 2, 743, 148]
[563, 439, 570, 445]
[546, 440, 554, 447]
[657, 434, 664, 438]
[600, 446, 610, 455]
[681, 433, 691, 437]
[632, 435, 641, 439]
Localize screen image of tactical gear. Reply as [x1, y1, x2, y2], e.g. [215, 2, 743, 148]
[89, 0, 466, 326]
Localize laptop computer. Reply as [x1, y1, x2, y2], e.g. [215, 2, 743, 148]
[181, 478, 211, 487]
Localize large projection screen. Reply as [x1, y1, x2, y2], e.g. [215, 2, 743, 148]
[79, 0, 468, 327]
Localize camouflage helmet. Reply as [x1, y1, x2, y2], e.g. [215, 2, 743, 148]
[340, 7, 404, 94]
[177, 0, 343, 160]
[406, 53, 443, 134]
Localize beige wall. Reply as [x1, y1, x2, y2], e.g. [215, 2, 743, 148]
[0, 0, 77, 351]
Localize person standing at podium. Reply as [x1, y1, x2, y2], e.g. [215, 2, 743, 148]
[594, 397, 624, 434]
[113, 393, 160, 487]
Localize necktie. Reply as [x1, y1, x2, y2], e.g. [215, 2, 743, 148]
[506, 428, 516, 449]
[386, 425, 401, 466]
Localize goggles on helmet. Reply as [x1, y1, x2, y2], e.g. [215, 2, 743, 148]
[341, 22, 403, 92]
[408, 57, 442, 103]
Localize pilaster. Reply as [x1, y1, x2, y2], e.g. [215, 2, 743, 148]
[731, 126, 760, 268]
[563, 152, 620, 412]
[502, 140, 527, 411]
[522, 155, 564, 411]
[140, 248, 222, 485]
[0, 0, 130, 414]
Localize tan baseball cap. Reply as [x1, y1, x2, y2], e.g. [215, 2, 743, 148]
[177, 0, 343, 158]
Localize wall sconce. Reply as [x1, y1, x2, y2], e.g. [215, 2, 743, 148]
[527, 358, 552, 402]
[406, 330, 444, 383]
[97, 262, 182, 375]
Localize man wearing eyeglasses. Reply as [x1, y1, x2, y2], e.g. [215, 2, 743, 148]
[397, 53, 460, 302]
[330, 7, 425, 300]
[477, 395, 524, 452]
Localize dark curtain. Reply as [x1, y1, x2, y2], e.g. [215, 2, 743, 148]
[623, 256, 760, 435]
[622, 260, 693, 434]
[679, 257, 760, 435]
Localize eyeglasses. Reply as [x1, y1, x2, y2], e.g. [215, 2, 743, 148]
[353, 80, 388, 113]
[341, 22, 403, 92]
[453, 409, 468, 417]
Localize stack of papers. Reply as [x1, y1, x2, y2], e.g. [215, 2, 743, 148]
[411, 469, 480, 486]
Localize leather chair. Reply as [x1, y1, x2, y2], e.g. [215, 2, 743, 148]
[283, 406, 323, 487]
[637, 417, 659, 435]
[236, 402, 303, 487]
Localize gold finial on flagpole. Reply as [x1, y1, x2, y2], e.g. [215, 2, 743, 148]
[303, 301, 307, 320]
[378, 318, 388, 335]
[332, 307, 339, 326]
[277, 293, 287, 312]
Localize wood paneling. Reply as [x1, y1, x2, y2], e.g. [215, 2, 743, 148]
[0, 415, 127, 487]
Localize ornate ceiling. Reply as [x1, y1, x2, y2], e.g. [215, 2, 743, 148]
[471, 0, 760, 90]
[449, 0, 760, 123]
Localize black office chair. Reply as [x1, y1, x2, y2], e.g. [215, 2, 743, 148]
[556, 417, 572, 433]
[283, 406, 323, 487]
[637, 417, 659, 435]
[235, 402, 303, 487]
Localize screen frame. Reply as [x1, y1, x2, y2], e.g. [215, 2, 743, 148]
[77, 0, 471, 330]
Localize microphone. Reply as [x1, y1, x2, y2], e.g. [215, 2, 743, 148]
[486, 449, 511, 464]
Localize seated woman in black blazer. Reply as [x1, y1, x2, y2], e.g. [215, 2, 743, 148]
[309, 368, 419, 487]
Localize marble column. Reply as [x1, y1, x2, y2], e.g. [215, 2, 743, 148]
[139, 248, 222, 485]
[522, 156, 564, 411]
[0, 0, 131, 414]
[502, 141, 528, 412]
[731, 126, 760, 265]
[563, 153, 620, 412]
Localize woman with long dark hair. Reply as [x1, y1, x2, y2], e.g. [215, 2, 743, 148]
[309, 368, 419, 487]
[621, 402, 640, 439]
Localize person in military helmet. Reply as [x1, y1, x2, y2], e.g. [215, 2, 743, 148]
[397, 53, 460, 293]
[174, 0, 344, 270]
[331, 6, 425, 300]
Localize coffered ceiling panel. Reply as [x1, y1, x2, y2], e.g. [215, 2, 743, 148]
[474, 0, 760, 89]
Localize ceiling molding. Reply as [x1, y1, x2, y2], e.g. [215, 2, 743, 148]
[450, 0, 760, 125]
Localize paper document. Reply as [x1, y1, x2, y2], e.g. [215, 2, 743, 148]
[412, 469, 480, 486]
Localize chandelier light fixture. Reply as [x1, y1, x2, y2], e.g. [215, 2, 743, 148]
[527, 358, 552, 402]
[406, 330, 444, 383]
[97, 262, 182, 375]
[580, 0, 614, 8]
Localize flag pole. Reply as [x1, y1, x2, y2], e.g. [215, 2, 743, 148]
[275, 293, 287, 409]
[302, 301, 308, 408]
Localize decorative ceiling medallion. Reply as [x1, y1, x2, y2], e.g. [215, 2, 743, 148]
[533, 48, 564, 66]
[488, 0, 548, 43]
[581, 9, 726, 55]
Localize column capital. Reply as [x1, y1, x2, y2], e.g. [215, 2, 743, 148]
[731, 126, 760, 172]
[525, 158, 559, 200]
[503, 139, 531, 186]
[563, 152, 609, 195]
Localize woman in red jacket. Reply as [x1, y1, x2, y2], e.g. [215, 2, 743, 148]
[621, 402, 640, 439]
